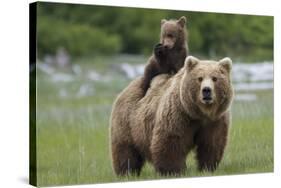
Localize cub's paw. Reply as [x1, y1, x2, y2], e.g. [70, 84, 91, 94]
[154, 43, 166, 58]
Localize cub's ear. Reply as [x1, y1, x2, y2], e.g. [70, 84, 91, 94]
[161, 19, 167, 26]
[219, 57, 232, 73]
[184, 56, 199, 72]
[177, 16, 187, 28]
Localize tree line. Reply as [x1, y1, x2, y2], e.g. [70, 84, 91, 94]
[37, 2, 273, 62]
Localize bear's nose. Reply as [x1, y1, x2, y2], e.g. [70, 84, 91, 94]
[202, 87, 212, 99]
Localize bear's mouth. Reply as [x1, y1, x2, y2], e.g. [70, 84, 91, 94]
[202, 97, 213, 105]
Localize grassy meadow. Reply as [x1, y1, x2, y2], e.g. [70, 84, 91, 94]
[35, 56, 273, 186]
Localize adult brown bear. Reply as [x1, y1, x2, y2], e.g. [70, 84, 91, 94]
[110, 56, 234, 176]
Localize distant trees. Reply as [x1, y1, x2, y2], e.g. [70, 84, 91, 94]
[37, 2, 273, 62]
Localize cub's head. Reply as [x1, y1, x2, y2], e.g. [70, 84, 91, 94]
[180, 56, 234, 119]
[160, 16, 187, 50]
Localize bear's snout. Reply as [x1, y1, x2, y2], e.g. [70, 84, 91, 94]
[200, 78, 216, 105]
[163, 43, 173, 49]
[162, 38, 175, 49]
[202, 87, 212, 101]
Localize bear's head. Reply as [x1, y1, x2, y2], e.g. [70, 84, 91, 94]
[179, 56, 234, 120]
[160, 16, 187, 50]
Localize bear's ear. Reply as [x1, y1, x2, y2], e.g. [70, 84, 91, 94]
[219, 57, 232, 73]
[184, 56, 199, 72]
[161, 19, 167, 26]
[177, 16, 187, 28]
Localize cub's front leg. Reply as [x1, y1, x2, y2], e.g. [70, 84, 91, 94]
[153, 43, 168, 63]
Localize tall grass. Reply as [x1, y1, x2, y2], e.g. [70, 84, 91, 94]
[36, 57, 273, 186]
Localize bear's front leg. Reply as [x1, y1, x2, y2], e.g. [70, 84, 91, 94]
[150, 133, 187, 176]
[111, 142, 144, 176]
[195, 116, 229, 172]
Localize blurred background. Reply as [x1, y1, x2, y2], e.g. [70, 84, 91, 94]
[34, 2, 273, 186]
[37, 3, 273, 61]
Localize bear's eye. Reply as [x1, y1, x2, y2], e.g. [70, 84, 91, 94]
[212, 77, 217, 82]
[198, 77, 203, 82]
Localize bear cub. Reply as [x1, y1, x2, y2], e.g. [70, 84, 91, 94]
[140, 16, 188, 95]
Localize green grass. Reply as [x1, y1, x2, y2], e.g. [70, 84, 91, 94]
[35, 57, 273, 186]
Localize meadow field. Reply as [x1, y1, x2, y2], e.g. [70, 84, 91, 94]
[35, 55, 273, 186]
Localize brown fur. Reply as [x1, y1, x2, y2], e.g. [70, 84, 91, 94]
[110, 56, 234, 176]
[141, 16, 188, 95]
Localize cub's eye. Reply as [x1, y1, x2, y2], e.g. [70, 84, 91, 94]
[198, 77, 203, 82]
[212, 77, 217, 82]
[167, 34, 173, 38]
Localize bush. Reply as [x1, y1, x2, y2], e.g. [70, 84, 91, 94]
[36, 2, 273, 62]
[37, 17, 121, 57]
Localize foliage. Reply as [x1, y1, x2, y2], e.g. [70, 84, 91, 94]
[37, 16, 121, 57]
[36, 2, 273, 61]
